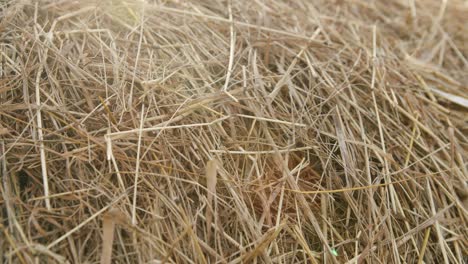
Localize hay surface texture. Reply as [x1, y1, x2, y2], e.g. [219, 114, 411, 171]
[1, 0, 467, 263]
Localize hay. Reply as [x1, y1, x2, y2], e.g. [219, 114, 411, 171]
[0, 0, 467, 263]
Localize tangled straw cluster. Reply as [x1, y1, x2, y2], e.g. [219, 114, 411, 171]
[0, 0, 467, 263]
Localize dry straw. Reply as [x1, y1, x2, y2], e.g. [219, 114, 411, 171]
[0, 0, 467, 263]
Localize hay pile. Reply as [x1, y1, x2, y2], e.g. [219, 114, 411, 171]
[1, 0, 467, 263]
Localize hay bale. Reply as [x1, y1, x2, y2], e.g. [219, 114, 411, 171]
[0, 0, 466, 263]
